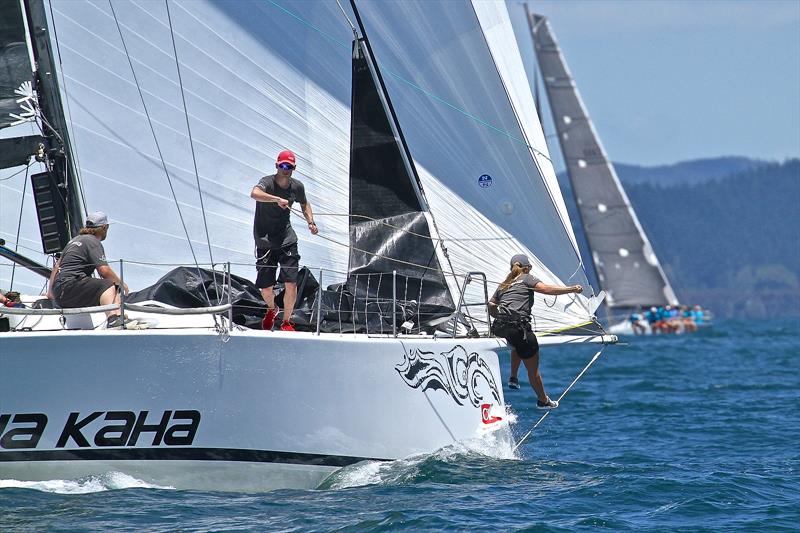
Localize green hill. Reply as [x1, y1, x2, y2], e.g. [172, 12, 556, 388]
[561, 159, 800, 318]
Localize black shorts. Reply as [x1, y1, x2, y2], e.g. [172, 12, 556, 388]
[55, 277, 116, 308]
[492, 322, 540, 359]
[256, 244, 300, 288]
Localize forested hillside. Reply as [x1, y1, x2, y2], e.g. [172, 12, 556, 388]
[615, 156, 766, 186]
[561, 159, 800, 318]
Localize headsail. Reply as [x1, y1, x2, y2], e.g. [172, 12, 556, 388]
[351, 0, 600, 335]
[525, 12, 679, 310]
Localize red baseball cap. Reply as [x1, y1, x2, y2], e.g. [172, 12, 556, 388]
[276, 150, 296, 167]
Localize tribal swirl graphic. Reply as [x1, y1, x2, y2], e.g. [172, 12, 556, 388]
[395, 345, 500, 407]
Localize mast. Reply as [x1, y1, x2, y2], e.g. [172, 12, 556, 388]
[528, 13, 678, 310]
[23, 0, 84, 246]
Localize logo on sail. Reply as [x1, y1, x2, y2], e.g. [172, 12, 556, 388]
[395, 345, 500, 407]
[478, 174, 493, 188]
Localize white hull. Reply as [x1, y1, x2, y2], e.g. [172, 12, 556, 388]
[0, 328, 512, 491]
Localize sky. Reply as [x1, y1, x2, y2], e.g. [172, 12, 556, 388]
[516, 0, 800, 166]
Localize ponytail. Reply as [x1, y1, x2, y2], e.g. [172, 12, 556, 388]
[498, 262, 526, 292]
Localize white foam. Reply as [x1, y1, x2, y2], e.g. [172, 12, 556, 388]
[0, 472, 173, 494]
[324, 427, 519, 489]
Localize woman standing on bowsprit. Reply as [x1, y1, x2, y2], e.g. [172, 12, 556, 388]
[488, 254, 583, 409]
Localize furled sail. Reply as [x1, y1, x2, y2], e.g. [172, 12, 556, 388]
[351, 0, 600, 334]
[526, 12, 679, 310]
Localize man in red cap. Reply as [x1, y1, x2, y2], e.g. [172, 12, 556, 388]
[250, 149, 318, 331]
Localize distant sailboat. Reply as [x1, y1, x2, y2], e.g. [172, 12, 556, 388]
[1, 0, 614, 491]
[517, 9, 685, 334]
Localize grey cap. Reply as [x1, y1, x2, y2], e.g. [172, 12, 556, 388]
[85, 211, 109, 228]
[510, 253, 531, 268]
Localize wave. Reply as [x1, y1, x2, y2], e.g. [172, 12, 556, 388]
[0, 471, 173, 494]
[319, 430, 519, 490]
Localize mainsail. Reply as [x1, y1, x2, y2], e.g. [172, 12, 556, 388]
[523, 11, 679, 310]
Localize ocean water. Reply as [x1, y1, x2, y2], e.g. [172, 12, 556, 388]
[2, 318, 798, 532]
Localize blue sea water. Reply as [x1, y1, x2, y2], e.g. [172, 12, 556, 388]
[2, 318, 798, 532]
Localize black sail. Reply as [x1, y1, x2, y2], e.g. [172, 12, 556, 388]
[530, 13, 678, 310]
[347, 38, 454, 329]
[0, 0, 33, 130]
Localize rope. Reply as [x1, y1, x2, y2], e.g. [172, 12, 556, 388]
[334, 0, 358, 39]
[512, 345, 606, 452]
[9, 164, 31, 290]
[48, 0, 87, 216]
[109, 0, 212, 306]
[0, 163, 32, 182]
[165, 0, 218, 297]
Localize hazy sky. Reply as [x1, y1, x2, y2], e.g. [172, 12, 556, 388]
[518, 0, 800, 166]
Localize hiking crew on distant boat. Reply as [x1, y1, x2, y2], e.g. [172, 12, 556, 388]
[489, 254, 583, 409]
[46, 211, 131, 328]
[251, 150, 318, 332]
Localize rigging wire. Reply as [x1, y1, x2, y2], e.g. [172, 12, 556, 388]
[9, 164, 32, 290]
[47, 0, 88, 217]
[512, 345, 607, 453]
[0, 163, 32, 182]
[164, 0, 217, 293]
[108, 0, 212, 305]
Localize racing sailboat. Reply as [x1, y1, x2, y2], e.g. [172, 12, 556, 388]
[515, 9, 683, 334]
[1, 0, 613, 491]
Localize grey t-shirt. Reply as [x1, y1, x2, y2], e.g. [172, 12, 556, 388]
[54, 234, 108, 289]
[491, 273, 541, 319]
[253, 174, 307, 249]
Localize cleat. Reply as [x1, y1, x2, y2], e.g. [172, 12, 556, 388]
[537, 397, 559, 410]
[261, 308, 278, 330]
[279, 321, 296, 332]
[508, 376, 520, 390]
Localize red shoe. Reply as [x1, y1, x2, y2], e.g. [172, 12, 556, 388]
[279, 321, 296, 332]
[261, 308, 278, 330]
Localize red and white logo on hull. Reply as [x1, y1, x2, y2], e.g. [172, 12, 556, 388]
[480, 403, 502, 425]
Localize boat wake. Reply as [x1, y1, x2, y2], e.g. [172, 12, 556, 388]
[319, 430, 520, 490]
[0, 472, 173, 494]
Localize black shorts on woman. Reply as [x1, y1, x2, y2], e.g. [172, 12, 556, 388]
[492, 319, 540, 359]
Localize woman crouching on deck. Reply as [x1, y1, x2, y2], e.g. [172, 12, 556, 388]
[488, 254, 583, 409]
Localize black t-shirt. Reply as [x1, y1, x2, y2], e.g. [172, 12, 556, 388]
[253, 174, 307, 249]
[492, 273, 542, 319]
[54, 234, 108, 290]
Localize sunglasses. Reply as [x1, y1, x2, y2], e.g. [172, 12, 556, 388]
[277, 163, 295, 170]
